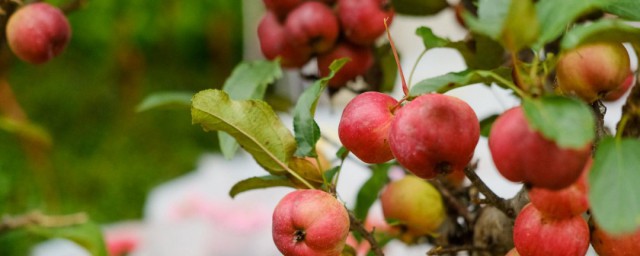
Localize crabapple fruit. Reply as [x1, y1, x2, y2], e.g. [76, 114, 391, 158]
[317, 42, 374, 88]
[258, 11, 312, 68]
[336, 0, 394, 45]
[284, 2, 339, 53]
[528, 159, 590, 218]
[604, 71, 635, 101]
[591, 221, 640, 256]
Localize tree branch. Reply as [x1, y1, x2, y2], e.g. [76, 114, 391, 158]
[431, 179, 473, 225]
[0, 211, 88, 234]
[463, 162, 515, 218]
[427, 244, 490, 255]
[348, 210, 384, 256]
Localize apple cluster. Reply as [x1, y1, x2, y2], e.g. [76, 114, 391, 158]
[258, 0, 394, 88]
[5, 2, 72, 64]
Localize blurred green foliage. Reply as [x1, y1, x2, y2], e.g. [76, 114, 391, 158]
[0, 0, 243, 253]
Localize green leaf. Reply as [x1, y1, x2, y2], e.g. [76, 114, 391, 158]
[561, 19, 640, 50]
[229, 175, 295, 198]
[416, 27, 449, 49]
[464, 0, 510, 39]
[28, 222, 107, 256]
[465, 0, 539, 51]
[589, 137, 640, 234]
[293, 59, 348, 157]
[372, 43, 398, 92]
[219, 60, 283, 159]
[409, 67, 512, 96]
[522, 96, 595, 149]
[336, 146, 350, 161]
[391, 0, 448, 16]
[136, 91, 193, 112]
[323, 166, 341, 183]
[191, 89, 296, 174]
[354, 164, 392, 220]
[480, 114, 499, 137]
[534, 0, 602, 49]
[601, 0, 640, 21]
[0, 117, 52, 147]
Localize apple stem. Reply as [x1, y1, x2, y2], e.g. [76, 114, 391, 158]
[407, 49, 427, 89]
[348, 210, 384, 256]
[384, 17, 408, 97]
[463, 162, 515, 218]
[0, 211, 88, 234]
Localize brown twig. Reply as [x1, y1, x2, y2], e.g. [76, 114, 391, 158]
[431, 179, 473, 225]
[61, 0, 87, 14]
[591, 100, 608, 145]
[0, 211, 88, 234]
[463, 162, 515, 218]
[348, 210, 384, 256]
[427, 244, 490, 255]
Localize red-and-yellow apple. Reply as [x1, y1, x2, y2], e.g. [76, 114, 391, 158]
[603, 71, 635, 101]
[336, 0, 394, 45]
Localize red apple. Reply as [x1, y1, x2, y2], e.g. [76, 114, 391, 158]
[514, 204, 590, 256]
[556, 43, 630, 102]
[389, 94, 480, 179]
[263, 0, 303, 19]
[6, 3, 71, 64]
[604, 71, 635, 101]
[272, 189, 350, 256]
[317, 42, 374, 88]
[338, 92, 397, 163]
[380, 175, 446, 236]
[489, 106, 591, 190]
[528, 159, 590, 218]
[258, 11, 312, 68]
[285, 2, 339, 53]
[591, 222, 640, 256]
[337, 0, 394, 45]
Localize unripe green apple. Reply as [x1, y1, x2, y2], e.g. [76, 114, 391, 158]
[389, 94, 480, 179]
[489, 106, 591, 190]
[317, 42, 374, 88]
[272, 189, 350, 256]
[528, 159, 590, 219]
[6, 3, 71, 64]
[556, 43, 630, 102]
[514, 204, 590, 256]
[257, 12, 312, 68]
[380, 175, 446, 236]
[591, 221, 640, 256]
[336, 0, 394, 45]
[338, 92, 397, 163]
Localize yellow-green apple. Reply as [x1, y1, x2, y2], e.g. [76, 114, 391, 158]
[284, 2, 339, 53]
[380, 175, 446, 236]
[556, 43, 630, 102]
[604, 71, 635, 101]
[317, 42, 374, 88]
[258, 11, 312, 68]
[389, 94, 480, 179]
[338, 92, 397, 163]
[528, 159, 590, 218]
[489, 106, 591, 190]
[272, 189, 350, 255]
[6, 2, 71, 64]
[591, 221, 640, 256]
[336, 0, 394, 45]
[514, 204, 590, 256]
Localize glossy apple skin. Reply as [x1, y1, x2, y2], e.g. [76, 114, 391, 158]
[604, 71, 635, 101]
[557, 43, 630, 102]
[6, 3, 71, 64]
[337, 0, 394, 45]
[285, 2, 339, 53]
[380, 175, 446, 235]
[258, 12, 312, 68]
[591, 222, 640, 256]
[514, 204, 590, 256]
[389, 94, 480, 179]
[263, 0, 302, 19]
[528, 159, 590, 218]
[489, 107, 591, 190]
[317, 42, 374, 88]
[338, 92, 397, 163]
[272, 189, 350, 256]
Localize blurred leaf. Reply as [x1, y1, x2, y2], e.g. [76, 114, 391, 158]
[589, 137, 640, 234]
[136, 91, 193, 112]
[0, 117, 52, 147]
[410, 67, 512, 96]
[229, 175, 294, 198]
[534, 0, 602, 49]
[336, 146, 350, 161]
[465, 0, 539, 51]
[220, 60, 283, 159]
[561, 19, 640, 50]
[391, 0, 448, 16]
[372, 43, 398, 92]
[480, 114, 499, 137]
[601, 0, 640, 21]
[416, 27, 450, 49]
[354, 164, 391, 220]
[522, 96, 594, 149]
[191, 89, 296, 174]
[323, 166, 341, 183]
[28, 221, 107, 256]
[463, 0, 510, 41]
[293, 59, 348, 157]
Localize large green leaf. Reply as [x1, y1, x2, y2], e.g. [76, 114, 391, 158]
[465, 0, 539, 51]
[293, 59, 348, 157]
[390, 0, 448, 16]
[561, 19, 640, 50]
[371, 43, 398, 92]
[601, 0, 640, 21]
[354, 164, 391, 220]
[229, 175, 295, 198]
[589, 137, 640, 234]
[191, 89, 296, 174]
[522, 96, 595, 149]
[28, 221, 107, 256]
[219, 60, 283, 159]
[135, 91, 193, 112]
[534, 0, 602, 49]
[409, 67, 512, 96]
